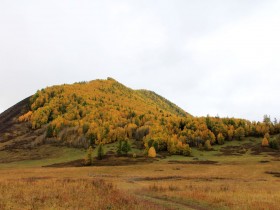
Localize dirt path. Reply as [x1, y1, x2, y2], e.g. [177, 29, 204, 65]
[137, 194, 209, 210]
[109, 174, 211, 210]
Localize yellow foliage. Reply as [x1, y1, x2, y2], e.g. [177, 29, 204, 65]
[217, 133, 225, 145]
[148, 146, 156, 158]
[204, 140, 212, 150]
[177, 141, 183, 147]
[228, 125, 234, 140]
[264, 133, 270, 140]
[18, 111, 33, 122]
[30, 106, 51, 129]
[16, 78, 280, 152]
[262, 137, 269, 147]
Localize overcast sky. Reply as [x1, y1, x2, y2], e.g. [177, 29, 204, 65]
[0, 0, 279, 121]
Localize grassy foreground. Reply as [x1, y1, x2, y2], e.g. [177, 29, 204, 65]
[0, 137, 280, 210]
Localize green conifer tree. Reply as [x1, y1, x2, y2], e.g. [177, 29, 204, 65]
[97, 144, 105, 160]
[85, 146, 93, 165]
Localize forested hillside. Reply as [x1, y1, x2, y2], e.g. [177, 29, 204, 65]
[13, 78, 280, 155]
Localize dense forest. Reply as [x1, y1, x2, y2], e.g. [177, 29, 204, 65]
[18, 78, 280, 155]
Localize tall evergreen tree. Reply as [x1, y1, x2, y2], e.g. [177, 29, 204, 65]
[85, 146, 93, 165]
[97, 143, 104, 160]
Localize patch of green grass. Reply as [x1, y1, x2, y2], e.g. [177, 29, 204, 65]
[0, 146, 85, 168]
[161, 137, 270, 164]
[0, 136, 272, 168]
[0, 139, 144, 169]
[100, 139, 143, 156]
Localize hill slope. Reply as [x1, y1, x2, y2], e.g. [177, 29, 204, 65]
[1, 77, 279, 156]
[0, 78, 189, 150]
[0, 97, 30, 134]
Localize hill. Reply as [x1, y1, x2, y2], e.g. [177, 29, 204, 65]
[0, 78, 190, 151]
[1, 77, 280, 157]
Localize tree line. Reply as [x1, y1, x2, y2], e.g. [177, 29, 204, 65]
[18, 79, 280, 157]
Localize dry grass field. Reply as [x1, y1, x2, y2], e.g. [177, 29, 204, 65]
[0, 137, 280, 210]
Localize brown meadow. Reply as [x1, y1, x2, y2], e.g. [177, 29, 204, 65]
[0, 156, 279, 210]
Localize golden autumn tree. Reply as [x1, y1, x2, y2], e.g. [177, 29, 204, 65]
[264, 133, 270, 140]
[262, 137, 269, 147]
[217, 133, 225, 145]
[18, 111, 33, 122]
[262, 133, 270, 147]
[228, 125, 234, 141]
[204, 140, 212, 150]
[148, 146, 157, 158]
[234, 127, 245, 140]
